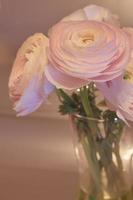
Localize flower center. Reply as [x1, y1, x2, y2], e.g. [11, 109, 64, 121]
[71, 28, 99, 48]
[81, 33, 95, 44]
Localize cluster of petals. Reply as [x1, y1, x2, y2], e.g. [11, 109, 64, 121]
[97, 28, 133, 122]
[8, 33, 54, 116]
[46, 20, 130, 89]
[97, 75, 133, 123]
[8, 4, 133, 119]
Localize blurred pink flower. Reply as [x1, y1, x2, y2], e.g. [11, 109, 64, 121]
[62, 4, 120, 26]
[46, 20, 130, 89]
[9, 33, 54, 116]
[97, 27, 133, 122]
[97, 76, 133, 123]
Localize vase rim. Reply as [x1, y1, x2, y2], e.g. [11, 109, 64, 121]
[71, 113, 120, 123]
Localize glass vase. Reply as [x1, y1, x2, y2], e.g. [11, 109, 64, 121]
[70, 114, 133, 200]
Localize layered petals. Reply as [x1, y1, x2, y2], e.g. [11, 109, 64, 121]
[45, 64, 89, 90]
[123, 27, 133, 49]
[47, 21, 130, 89]
[62, 4, 120, 26]
[97, 76, 133, 122]
[9, 33, 54, 116]
[97, 27, 133, 122]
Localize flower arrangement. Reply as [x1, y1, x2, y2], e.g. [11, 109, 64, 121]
[8, 4, 133, 200]
[8, 4, 133, 121]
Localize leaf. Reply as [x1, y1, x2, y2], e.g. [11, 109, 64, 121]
[57, 89, 78, 115]
[78, 190, 86, 200]
[58, 103, 77, 115]
[89, 195, 97, 200]
[57, 89, 75, 104]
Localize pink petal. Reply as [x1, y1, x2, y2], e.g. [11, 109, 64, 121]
[14, 76, 44, 116]
[9, 33, 52, 116]
[45, 64, 89, 90]
[97, 76, 133, 122]
[43, 77, 55, 96]
[48, 21, 130, 84]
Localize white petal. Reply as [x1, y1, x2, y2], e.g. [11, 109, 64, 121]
[83, 4, 120, 26]
[61, 4, 119, 26]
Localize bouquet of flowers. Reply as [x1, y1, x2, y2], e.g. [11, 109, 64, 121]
[8, 4, 133, 200]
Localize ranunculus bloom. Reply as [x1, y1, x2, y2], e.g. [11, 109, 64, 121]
[97, 58, 133, 122]
[9, 33, 54, 116]
[97, 76, 133, 123]
[97, 27, 133, 122]
[62, 4, 120, 26]
[45, 21, 130, 89]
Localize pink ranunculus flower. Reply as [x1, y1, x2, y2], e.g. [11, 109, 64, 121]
[97, 77, 133, 123]
[62, 4, 120, 26]
[45, 20, 130, 89]
[97, 57, 133, 122]
[97, 27, 133, 122]
[9, 33, 55, 116]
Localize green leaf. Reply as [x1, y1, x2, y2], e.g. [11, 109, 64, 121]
[57, 89, 78, 115]
[89, 195, 97, 200]
[57, 89, 75, 104]
[58, 103, 77, 115]
[79, 190, 86, 200]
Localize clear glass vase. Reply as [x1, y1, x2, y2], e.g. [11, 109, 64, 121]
[70, 114, 133, 200]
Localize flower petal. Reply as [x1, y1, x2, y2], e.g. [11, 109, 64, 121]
[62, 4, 120, 26]
[48, 20, 130, 88]
[9, 33, 53, 116]
[45, 64, 88, 90]
[83, 4, 120, 26]
[97, 76, 133, 122]
[14, 76, 44, 116]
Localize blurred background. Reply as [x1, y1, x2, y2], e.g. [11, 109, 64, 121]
[0, 0, 133, 199]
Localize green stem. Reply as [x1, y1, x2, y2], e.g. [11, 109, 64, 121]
[114, 143, 123, 171]
[79, 86, 102, 198]
[78, 190, 86, 200]
[57, 87, 133, 200]
[80, 87, 93, 117]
